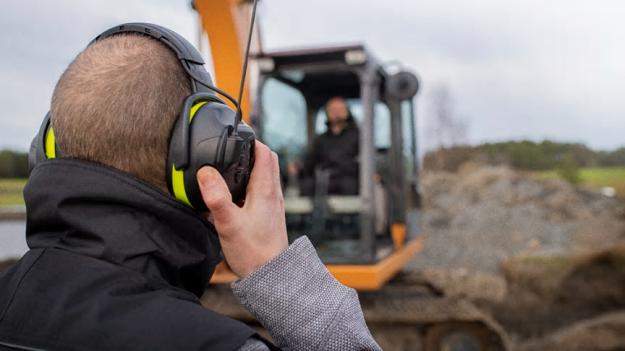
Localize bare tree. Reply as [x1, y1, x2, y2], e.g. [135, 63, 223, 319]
[427, 83, 468, 150]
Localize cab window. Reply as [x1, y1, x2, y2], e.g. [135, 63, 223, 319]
[260, 77, 308, 162]
[314, 99, 391, 149]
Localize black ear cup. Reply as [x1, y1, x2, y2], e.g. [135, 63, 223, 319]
[167, 94, 255, 211]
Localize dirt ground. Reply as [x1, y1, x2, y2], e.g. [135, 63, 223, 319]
[412, 165, 625, 350]
[495, 246, 625, 349]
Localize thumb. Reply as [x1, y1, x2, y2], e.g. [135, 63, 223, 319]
[197, 167, 236, 224]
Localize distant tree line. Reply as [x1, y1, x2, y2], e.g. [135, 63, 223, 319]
[3, 141, 624, 178]
[0, 150, 29, 178]
[424, 140, 625, 172]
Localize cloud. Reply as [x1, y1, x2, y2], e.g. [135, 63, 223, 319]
[0, 0, 623, 152]
[261, 0, 625, 150]
[0, 0, 196, 149]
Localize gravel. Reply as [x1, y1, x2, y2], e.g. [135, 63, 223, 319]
[409, 166, 625, 274]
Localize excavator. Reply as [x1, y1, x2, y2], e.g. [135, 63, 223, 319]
[193, 1, 510, 349]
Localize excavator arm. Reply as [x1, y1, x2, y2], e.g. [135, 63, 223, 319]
[193, 0, 256, 120]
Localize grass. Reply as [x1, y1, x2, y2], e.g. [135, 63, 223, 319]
[0, 178, 27, 207]
[535, 167, 625, 198]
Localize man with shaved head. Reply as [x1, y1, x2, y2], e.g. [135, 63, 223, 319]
[0, 28, 380, 350]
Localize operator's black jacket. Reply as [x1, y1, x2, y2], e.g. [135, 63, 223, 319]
[0, 159, 256, 351]
[301, 118, 359, 195]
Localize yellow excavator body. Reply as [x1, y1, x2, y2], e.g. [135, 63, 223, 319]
[193, 2, 510, 349]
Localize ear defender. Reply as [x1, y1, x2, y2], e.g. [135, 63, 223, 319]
[167, 94, 255, 211]
[29, 23, 256, 211]
[28, 112, 59, 172]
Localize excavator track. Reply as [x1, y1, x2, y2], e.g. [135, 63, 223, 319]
[202, 270, 511, 351]
[360, 271, 510, 350]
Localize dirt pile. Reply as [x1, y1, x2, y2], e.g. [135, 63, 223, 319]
[409, 165, 625, 349]
[410, 165, 625, 273]
[516, 311, 625, 351]
[493, 246, 625, 345]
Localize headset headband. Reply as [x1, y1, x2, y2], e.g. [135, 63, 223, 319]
[93, 23, 214, 94]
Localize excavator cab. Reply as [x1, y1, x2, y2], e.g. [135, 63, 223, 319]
[253, 45, 421, 265]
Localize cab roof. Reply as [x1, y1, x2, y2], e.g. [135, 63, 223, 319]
[254, 43, 375, 68]
[254, 44, 388, 108]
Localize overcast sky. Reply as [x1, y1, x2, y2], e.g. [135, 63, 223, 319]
[1, 0, 624, 152]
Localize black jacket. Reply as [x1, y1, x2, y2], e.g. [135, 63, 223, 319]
[301, 120, 359, 195]
[0, 159, 255, 351]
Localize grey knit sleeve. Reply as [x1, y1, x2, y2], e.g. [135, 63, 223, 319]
[238, 337, 272, 351]
[232, 236, 381, 351]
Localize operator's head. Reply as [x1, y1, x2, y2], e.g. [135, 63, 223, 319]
[325, 97, 349, 126]
[51, 34, 191, 193]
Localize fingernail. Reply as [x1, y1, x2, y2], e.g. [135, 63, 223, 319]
[198, 167, 216, 188]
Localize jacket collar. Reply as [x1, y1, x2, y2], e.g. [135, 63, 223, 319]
[24, 159, 220, 297]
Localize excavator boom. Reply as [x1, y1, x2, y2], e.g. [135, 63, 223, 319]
[193, 0, 255, 119]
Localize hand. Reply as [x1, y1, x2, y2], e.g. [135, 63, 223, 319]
[197, 142, 289, 278]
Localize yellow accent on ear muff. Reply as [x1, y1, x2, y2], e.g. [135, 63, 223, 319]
[170, 100, 209, 208]
[45, 127, 56, 159]
[189, 101, 207, 122]
[172, 164, 192, 207]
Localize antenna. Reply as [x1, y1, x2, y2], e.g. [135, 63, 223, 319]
[233, 0, 259, 135]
